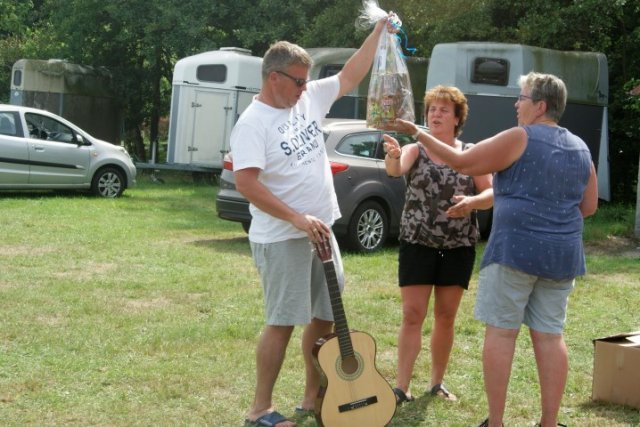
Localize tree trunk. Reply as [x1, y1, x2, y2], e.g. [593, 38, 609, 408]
[125, 124, 145, 162]
[148, 45, 162, 163]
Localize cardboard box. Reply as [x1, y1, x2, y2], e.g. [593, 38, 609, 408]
[592, 331, 640, 409]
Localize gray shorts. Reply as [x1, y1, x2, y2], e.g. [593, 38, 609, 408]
[474, 263, 574, 334]
[250, 234, 344, 326]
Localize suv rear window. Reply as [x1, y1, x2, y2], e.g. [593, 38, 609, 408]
[335, 132, 381, 159]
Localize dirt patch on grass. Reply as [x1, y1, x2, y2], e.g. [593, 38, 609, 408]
[585, 235, 640, 258]
[0, 245, 55, 256]
[124, 297, 172, 311]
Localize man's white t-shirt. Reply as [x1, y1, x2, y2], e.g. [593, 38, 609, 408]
[230, 75, 342, 244]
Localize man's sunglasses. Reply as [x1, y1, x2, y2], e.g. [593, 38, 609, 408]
[276, 70, 309, 87]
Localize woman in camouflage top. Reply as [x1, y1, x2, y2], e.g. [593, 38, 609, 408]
[383, 85, 493, 404]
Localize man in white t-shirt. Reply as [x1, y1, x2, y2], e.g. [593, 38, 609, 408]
[233, 17, 394, 427]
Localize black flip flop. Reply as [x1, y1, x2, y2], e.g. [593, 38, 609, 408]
[393, 387, 415, 405]
[245, 411, 291, 426]
[430, 383, 457, 401]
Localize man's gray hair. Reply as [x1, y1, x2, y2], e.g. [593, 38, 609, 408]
[262, 41, 313, 80]
[519, 72, 567, 122]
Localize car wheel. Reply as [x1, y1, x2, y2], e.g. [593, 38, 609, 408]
[345, 200, 388, 253]
[92, 167, 125, 198]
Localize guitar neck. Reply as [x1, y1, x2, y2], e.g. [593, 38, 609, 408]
[321, 260, 354, 359]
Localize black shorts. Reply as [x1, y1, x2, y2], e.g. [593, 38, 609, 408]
[398, 241, 476, 289]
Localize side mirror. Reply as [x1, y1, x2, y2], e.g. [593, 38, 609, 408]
[75, 134, 85, 145]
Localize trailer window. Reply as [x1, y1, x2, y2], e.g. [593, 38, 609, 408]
[197, 64, 227, 83]
[320, 65, 343, 78]
[13, 69, 22, 87]
[471, 57, 509, 86]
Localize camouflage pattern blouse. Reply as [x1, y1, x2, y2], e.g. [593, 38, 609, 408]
[399, 142, 479, 249]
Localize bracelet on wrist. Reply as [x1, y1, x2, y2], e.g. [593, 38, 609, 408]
[386, 152, 401, 160]
[412, 129, 421, 140]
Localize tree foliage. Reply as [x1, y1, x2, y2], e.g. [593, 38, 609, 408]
[0, 0, 637, 201]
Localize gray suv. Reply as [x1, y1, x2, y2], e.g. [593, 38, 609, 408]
[0, 104, 136, 197]
[216, 118, 491, 252]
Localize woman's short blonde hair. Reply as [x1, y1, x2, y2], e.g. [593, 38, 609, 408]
[424, 85, 469, 137]
[519, 72, 567, 122]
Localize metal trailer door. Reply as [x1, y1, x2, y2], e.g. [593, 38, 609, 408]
[189, 89, 232, 167]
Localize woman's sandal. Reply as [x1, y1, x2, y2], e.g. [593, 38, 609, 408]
[536, 423, 567, 426]
[392, 387, 415, 405]
[477, 418, 503, 427]
[430, 383, 458, 401]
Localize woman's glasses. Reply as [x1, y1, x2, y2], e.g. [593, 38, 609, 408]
[276, 70, 309, 87]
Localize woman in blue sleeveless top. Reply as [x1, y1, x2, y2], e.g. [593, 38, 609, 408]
[381, 72, 598, 427]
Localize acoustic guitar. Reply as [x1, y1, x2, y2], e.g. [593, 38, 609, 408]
[312, 237, 396, 427]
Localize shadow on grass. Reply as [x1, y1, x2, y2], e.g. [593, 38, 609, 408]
[0, 189, 92, 199]
[388, 392, 433, 426]
[577, 399, 640, 425]
[190, 237, 251, 255]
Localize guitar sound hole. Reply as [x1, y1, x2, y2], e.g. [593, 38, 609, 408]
[341, 355, 359, 375]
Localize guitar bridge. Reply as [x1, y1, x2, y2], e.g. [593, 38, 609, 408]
[338, 395, 378, 413]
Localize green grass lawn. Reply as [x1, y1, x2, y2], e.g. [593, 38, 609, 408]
[1, 172, 638, 426]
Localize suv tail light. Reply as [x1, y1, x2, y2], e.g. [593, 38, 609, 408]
[330, 161, 349, 175]
[223, 153, 233, 171]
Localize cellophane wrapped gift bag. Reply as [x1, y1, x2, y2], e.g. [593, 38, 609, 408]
[357, 0, 415, 127]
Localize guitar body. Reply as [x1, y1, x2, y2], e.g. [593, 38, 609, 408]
[311, 237, 396, 426]
[314, 330, 396, 427]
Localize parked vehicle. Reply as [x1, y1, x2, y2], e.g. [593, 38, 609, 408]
[165, 47, 262, 174]
[216, 118, 491, 253]
[0, 104, 136, 197]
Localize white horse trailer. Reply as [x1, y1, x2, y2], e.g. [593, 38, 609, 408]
[427, 42, 610, 200]
[165, 47, 261, 173]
